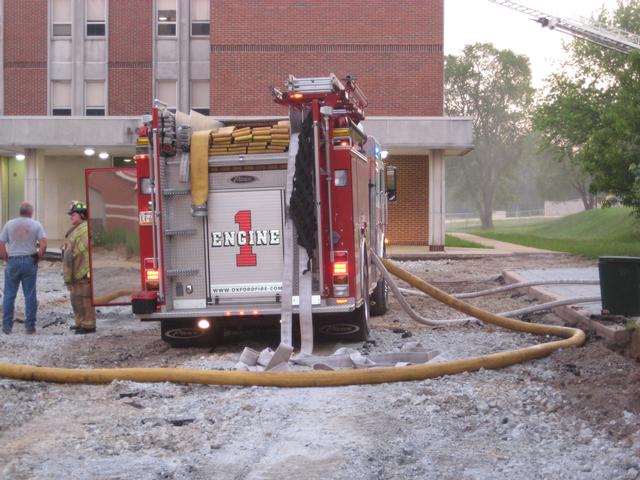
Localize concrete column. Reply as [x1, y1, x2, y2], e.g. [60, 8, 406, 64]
[428, 149, 445, 251]
[178, 0, 191, 111]
[0, 0, 4, 115]
[72, 0, 86, 114]
[24, 149, 46, 222]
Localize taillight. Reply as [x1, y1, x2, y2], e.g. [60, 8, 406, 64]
[333, 254, 348, 275]
[144, 258, 159, 290]
[333, 251, 349, 297]
[145, 269, 159, 282]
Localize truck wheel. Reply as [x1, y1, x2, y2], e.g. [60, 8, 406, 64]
[161, 318, 222, 348]
[339, 247, 371, 342]
[315, 304, 370, 342]
[370, 277, 388, 316]
[346, 301, 370, 342]
[315, 248, 370, 343]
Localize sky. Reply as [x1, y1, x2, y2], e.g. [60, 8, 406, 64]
[444, 0, 621, 87]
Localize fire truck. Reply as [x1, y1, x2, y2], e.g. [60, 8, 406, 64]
[86, 74, 396, 347]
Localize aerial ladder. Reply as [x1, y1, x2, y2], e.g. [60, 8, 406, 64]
[489, 0, 640, 54]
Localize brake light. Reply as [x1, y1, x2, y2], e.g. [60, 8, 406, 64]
[333, 251, 349, 297]
[144, 258, 160, 290]
[333, 252, 348, 275]
[145, 269, 159, 282]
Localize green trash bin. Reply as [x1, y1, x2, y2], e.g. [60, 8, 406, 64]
[598, 256, 640, 316]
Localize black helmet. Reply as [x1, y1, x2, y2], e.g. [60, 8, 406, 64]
[68, 200, 88, 216]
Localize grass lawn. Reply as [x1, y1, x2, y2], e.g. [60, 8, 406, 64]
[445, 234, 491, 249]
[450, 207, 640, 258]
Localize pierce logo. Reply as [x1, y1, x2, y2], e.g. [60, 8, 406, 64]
[210, 210, 281, 267]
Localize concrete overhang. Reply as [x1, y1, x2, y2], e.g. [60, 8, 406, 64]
[0, 116, 139, 156]
[0, 115, 474, 158]
[362, 116, 474, 156]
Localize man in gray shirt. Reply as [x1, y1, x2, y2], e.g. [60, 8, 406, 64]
[0, 201, 47, 334]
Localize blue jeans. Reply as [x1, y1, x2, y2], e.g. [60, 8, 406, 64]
[3, 256, 38, 332]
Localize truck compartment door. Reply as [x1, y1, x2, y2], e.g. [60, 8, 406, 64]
[85, 167, 140, 306]
[208, 189, 284, 302]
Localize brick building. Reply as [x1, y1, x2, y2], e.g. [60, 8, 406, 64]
[0, 0, 471, 245]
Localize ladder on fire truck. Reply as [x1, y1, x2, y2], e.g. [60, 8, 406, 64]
[488, 0, 640, 54]
[274, 73, 370, 353]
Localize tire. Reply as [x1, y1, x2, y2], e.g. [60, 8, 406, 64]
[161, 318, 223, 348]
[314, 245, 371, 343]
[318, 247, 371, 342]
[370, 277, 388, 316]
[370, 246, 389, 316]
[315, 305, 369, 343]
[346, 301, 370, 342]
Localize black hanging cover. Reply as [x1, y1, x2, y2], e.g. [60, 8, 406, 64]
[289, 112, 317, 272]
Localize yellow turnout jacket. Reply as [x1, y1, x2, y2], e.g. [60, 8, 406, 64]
[62, 221, 90, 284]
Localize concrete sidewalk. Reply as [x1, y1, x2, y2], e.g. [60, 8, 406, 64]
[387, 232, 558, 259]
[504, 267, 639, 361]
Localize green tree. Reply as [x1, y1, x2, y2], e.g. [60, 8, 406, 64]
[445, 43, 534, 229]
[534, 2, 640, 217]
[533, 76, 605, 210]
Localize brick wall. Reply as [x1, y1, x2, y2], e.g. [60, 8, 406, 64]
[387, 155, 430, 245]
[108, 0, 153, 115]
[3, 0, 47, 115]
[210, 0, 443, 116]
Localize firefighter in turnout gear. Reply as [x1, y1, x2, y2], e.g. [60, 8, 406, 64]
[62, 201, 96, 334]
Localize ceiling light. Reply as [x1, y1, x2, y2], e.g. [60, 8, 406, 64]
[98, 152, 110, 160]
[15, 154, 25, 161]
[84, 148, 95, 156]
[380, 150, 389, 160]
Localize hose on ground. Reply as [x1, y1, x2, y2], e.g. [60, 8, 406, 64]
[398, 279, 599, 299]
[94, 289, 135, 305]
[436, 296, 601, 323]
[372, 254, 478, 327]
[0, 256, 585, 387]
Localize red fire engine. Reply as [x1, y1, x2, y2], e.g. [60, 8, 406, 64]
[86, 74, 396, 348]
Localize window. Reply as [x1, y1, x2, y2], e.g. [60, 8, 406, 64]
[113, 156, 134, 168]
[157, 81, 177, 111]
[85, 81, 105, 116]
[157, 0, 177, 36]
[190, 80, 209, 116]
[52, 0, 72, 37]
[52, 80, 72, 116]
[86, 0, 106, 36]
[191, 0, 210, 36]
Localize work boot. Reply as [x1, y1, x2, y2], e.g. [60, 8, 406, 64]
[75, 327, 96, 335]
[26, 328, 36, 335]
[69, 325, 80, 331]
[2, 328, 11, 335]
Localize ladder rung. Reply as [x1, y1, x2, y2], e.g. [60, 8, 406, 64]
[287, 75, 343, 94]
[163, 188, 190, 196]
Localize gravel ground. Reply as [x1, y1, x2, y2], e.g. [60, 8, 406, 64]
[1, 254, 639, 480]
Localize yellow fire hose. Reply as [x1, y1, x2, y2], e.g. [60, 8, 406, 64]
[0, 258, 585, 387]
[94, 289, 135, 305]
